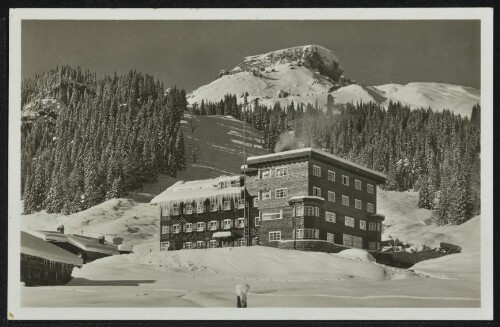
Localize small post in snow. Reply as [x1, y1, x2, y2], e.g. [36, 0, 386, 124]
[236, 283, 250, 308]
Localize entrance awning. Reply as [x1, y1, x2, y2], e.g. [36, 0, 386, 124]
[212, 231, 233, 238]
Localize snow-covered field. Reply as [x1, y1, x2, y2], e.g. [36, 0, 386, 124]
[21, 246, 480, 308]
[20, 114, 481, 308]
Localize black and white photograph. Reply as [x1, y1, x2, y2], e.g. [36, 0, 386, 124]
[7, 8, 493, 320]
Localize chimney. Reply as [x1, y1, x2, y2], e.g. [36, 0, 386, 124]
[98, 236, 105, 244]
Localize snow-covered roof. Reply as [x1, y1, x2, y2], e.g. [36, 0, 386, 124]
[66, 235, 120, 255]
[289, 195, 325, 203]
[21, 231, 83, 266]
[30, 231, 120, 255]
[151, 175, 244, 210]
[247, 147, 387, 183]
[30, 230, 68, 242]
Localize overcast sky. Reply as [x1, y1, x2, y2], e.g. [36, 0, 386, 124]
[22, 20, 481, 91]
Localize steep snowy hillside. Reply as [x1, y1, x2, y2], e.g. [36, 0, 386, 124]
[188, 45, 480, 117]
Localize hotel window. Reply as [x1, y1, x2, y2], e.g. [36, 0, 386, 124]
[313, 165, 321, 177]
[342, 175, 349, 186]
[377, 223, 382, 232]
[224, 200, 231, 211]
[355, 199, 362, 210]
[328, 170, 336, 181]
[360, 220, 366, 230]
[328, 191, 336, 202]
[313, 186, 321, 197]
[172, 204, 180, 216]
[343, 234, 363, 249]
[367, 183, 374, 194]
[353, 236, 363, 249]
[342, 195, 350, 206]
[369, 242, 377, 251]
[185, 223, 193, 233]
[367, 203, 374, 213]
[210, 221, 218, 231]
[210, 202, 217, 212]
[185, 203, 193, 215]
[209, 240, 218, 248]
[355, 179, 362, 190]
[197, 241, 205, 249]
[255, 217, 260, 227]
[161, 225, 169, 235]
[345, 216, 355, 228]
[173, 224, 180, 234]
[253, 197, 259, 207]
[224, 219, 233, 230]
[197, 222, 205, 232]
[295, 229, 304, 239]
[315, 207, 320, 217]
[325, 211, 336, 223]
[184, 242, 192, 250]
[260, 168, 271, 179]
[160, 241, 170, 252]
[327, 233, 335, 243]
[238, 198, 245, 209]
[262, 210, 282, 221]
[275, 188, 288, 199]
[304, 228, 318, 239]
[275, 167, 288, 177]
[237, 218, 245, 228]
[269, 231, 282, 241]
[304, 206, 315, 216]
[197, 203, 204, 213]
[260, 190, 272, 200]
[368, 222, 377, 231]
[237, 238, 246, 247]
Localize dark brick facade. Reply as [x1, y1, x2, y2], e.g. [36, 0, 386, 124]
[245, 148, 386, 251]
[246, 160, 309, 243]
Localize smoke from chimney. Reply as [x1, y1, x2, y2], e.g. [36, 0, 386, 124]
[274, 131, 300, 153]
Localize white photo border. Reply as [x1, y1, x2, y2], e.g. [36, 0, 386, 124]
[8, 7, 494, 320]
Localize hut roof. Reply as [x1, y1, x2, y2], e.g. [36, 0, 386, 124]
[21, 231, 83, 266]
[30, 231, 120, 255]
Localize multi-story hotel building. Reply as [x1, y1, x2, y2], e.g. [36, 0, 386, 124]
[153, 148, 386, 252]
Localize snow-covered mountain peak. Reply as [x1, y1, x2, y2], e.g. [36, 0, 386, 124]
[188, 45, 480, 117]
[235, 45, 343, 82]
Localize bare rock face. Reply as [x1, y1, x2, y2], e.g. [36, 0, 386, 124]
[239, 45, 344, 82]
[277, 90, 289, 98]
[217, 70, 230, 79]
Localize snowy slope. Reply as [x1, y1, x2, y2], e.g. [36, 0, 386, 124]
[374, 82, 480, 117]
[188, 45, 480, 117]
[377, 189, 481, 280]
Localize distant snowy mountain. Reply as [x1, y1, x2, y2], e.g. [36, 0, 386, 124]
[188, 45, 480, 117]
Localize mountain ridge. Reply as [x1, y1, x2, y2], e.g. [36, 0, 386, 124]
[188, 45, 480, 117]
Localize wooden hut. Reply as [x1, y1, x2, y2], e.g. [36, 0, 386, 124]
[21, 231, 83, 286]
